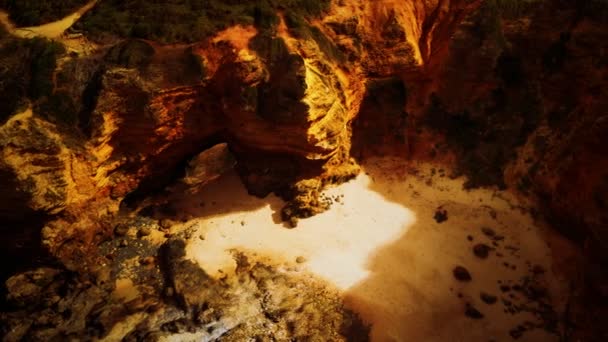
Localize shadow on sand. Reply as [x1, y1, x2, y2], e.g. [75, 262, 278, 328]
[343, 158, 568, 342]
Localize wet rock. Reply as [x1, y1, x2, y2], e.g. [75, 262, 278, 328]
[473, 243, 491, 259]
[453, 266, 472, 282]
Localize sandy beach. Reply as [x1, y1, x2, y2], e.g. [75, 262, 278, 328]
[161, 157, 578, 341]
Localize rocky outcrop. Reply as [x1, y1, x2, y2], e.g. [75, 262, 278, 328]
[1, 240, 368, 341]
[2, 0, 607, 340]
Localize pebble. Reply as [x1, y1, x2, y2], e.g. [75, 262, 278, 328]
[532, 265, 546, 274]
[140, 256, 154, 265]
[465, 304, 484, 319]
[138, 227, 151, 237]
[480, 292, 498, 304]
[453, 266, 472, 282]
[114, 224, 130, 236]
[481, 227, 496, 237]
[473, 243, 491, 259]
[434, 208, 448, 223]
[160, 219, 173, 229]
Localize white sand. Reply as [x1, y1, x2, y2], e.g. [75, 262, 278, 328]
[173, 158, 575, 341]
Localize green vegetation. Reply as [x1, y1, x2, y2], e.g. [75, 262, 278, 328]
[0, 36, 65, 124]
[75, 0, 330, 43]
[27, 38, 66, 100]
[0, 0, 88, 26]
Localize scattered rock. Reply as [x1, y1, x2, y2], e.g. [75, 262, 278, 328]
[473, 244, 491, 259]
[465, 304, 484, 319]
[532, 265, 545, 275]
[509, 327, 524, 339]
[480, 292, 498, 304]
[140, 256, 154, 265]
[453, 266, 472, 282]
[114, 224, 130, 236]
[138, 226, 151, 237]
[434, 208, 448, 223]
[240, 220, 245, 226]
[199, 234, 205, 241]
[481, 227, 496, 237]
[467, 235, 474, 242]
[287, 217, 298, 228]
[160, 219, 173, 229]
[296, 256, 306, 264]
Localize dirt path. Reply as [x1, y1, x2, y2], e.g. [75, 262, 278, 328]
[170, 157, 578, 341]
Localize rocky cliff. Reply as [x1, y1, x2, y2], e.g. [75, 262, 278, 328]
[1, 0, 607, 340]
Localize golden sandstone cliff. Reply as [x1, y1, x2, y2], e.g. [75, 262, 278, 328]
[0, 0, 607, 340]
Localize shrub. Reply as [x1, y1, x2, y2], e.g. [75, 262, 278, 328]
[27, 38, 66, 99]
[75, 0, 330, 43]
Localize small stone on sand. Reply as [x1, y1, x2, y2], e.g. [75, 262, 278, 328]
[473, 243, 491, 259]
[453, 266, 472, 282]
[480, 292, 498, 304]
